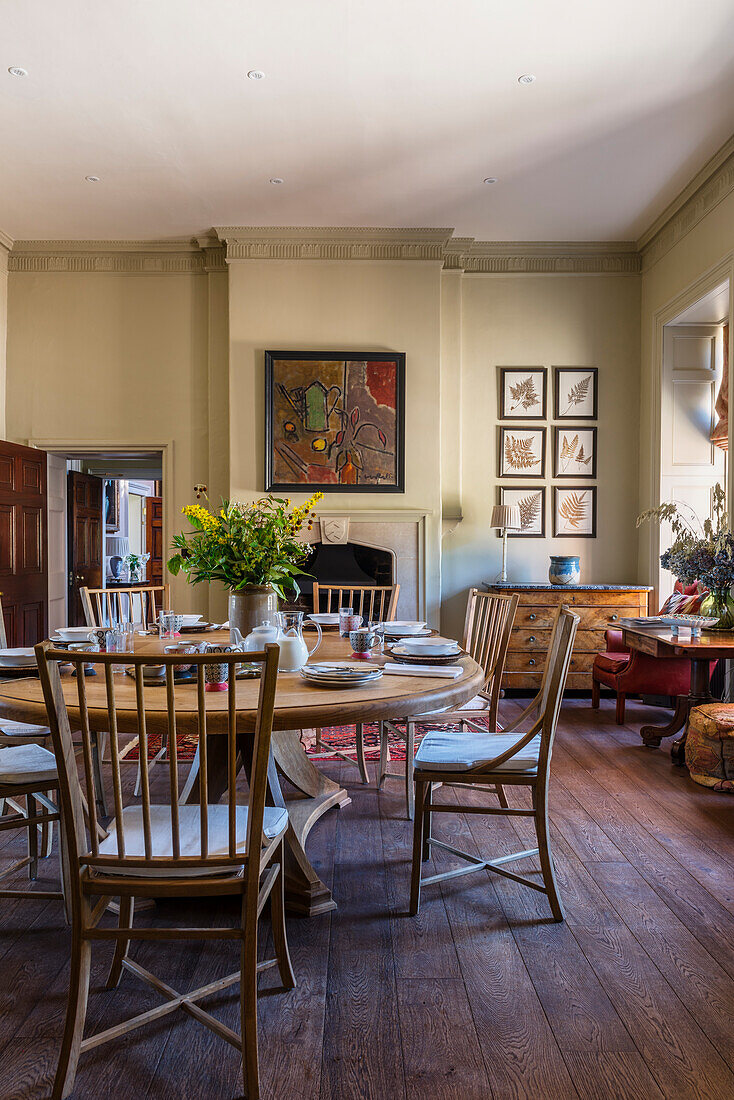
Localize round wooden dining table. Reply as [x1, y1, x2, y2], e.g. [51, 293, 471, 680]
[0, 628, 484, 916]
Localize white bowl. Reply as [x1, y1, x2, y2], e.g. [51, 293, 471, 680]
[308, 613, 341, 626]
[0, 648, 37, 667]
[180, 614, 204, 627]
[54, 627, 97, 642]
[382, 620, 427, 635]
[400, 636, 460, 656]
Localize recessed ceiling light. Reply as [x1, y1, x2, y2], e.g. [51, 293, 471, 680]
[269, 177, 284, 185]
[518, 73, 536, 85]
[247, 70, 265, 80]
[8, 66, 27, 77]
[85, 175, 101, 183]
[483, 177, 498, 185]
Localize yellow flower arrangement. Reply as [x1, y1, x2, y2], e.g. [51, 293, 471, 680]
[169, 489, 324, 599]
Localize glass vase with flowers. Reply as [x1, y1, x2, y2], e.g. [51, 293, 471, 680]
[638, 483, 734, 630]
[167, 487, 323, 637]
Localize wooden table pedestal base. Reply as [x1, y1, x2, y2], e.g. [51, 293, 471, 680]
[639, 657, 714, 765]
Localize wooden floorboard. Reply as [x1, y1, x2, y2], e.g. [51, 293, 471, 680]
[0, 699, 732, 1098]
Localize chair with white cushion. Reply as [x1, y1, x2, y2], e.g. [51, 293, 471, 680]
[380, 589, 519, 818]
[0, 742, 64, 903]
[35, 641, 293, 1100]
[409, 606, 579, 921]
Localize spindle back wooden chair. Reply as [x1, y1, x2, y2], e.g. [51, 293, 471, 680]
[35, 642, 293, 1100]
[410, 606, 579, 920]
[80, 583, 170, 630]
[381, 589, 519, 817]
[312, 582, 400, 782]
[0, 596, 6, 647]
[312, 582, 400, 623]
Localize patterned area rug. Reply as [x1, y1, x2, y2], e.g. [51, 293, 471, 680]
[124, 719, 490, 763]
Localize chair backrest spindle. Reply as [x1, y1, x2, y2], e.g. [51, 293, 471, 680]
[312, 582, 400, 623]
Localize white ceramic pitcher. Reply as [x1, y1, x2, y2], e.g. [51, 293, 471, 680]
[274, 611, 322, 672]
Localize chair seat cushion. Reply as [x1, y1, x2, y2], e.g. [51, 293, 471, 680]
[688, 703, 734, 739]
[414, 731, 540, 773]
[594, 651, 631, 675]
[97, 803, 289, 877]
[0, 743, 58, 785]
[0, 720, 51, 739]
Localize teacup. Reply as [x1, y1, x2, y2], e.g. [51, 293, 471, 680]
[349, 628, 379, 658]
[164, 642, 199, 673]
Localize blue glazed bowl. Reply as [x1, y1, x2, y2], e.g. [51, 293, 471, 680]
[549, 555, 580, 586]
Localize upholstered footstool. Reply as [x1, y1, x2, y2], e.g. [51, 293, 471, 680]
[685, 704, 734, 793]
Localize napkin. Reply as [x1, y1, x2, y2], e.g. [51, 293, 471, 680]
[382, 663, 464, 679]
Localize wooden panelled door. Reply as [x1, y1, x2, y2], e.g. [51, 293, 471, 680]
[67, 471, 103, 626]
[0, 440, 48, 646]
[145, 495, 163, 586]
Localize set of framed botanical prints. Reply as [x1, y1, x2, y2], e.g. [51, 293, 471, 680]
[498, 366, 598, 539]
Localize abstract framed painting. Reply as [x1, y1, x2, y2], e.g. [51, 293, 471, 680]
[553, 486, 597, 537]
[265, 351, 405, 492]
[499, 426, 546, 479]
[499, 486, 546, 537]
[499, 367, 547, 420]
[553, 367, 598, 420]
[552, 426, 597, 478]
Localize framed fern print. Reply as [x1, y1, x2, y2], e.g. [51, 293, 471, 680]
[499, 426, 546, 478]
[553, 426, 597, 478]
[500, 487, 545, 537]
[553, 486, 597, 537]
[499, 367, 547, 420]
[553, 367, 598, 420]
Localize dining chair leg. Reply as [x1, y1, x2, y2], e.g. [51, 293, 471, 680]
[27, 795, 39, 880]
[591, 677, 600, 709]
[92, 733, 109, 818]
[40, 789, 54, 858]
[270, 842, 295, 990]
[378, 722, 389, 789]
[410, 781, 426, 916]
[495, 784, 509, 809]
[354, 723, 369, 785]
[615, 692, 626, 725]
[421, 781, 432, 863]
[241, 903, 261, 1100]
[404, 722, 415, 820]
[106, 895, 134, 989]
[179, 744, 201, 804]
[53, 926, 92, 1099]
[534, 781, 564, 922]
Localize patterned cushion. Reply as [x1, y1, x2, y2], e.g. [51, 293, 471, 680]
[685, 723, 734, 793]
[595, 651, 631, 675]
[659, 583, 708, 616]
[688, 704, 734, 739]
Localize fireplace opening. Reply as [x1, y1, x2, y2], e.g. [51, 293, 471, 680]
[289, 541, 394, 611]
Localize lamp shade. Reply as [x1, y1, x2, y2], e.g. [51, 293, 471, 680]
[490, 504, 521, 531]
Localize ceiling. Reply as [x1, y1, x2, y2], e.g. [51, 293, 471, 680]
[2, 0, 734, 242]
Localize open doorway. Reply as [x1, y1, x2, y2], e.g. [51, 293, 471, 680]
[658, 280, 729, 595]
[45, 449, 164, 631]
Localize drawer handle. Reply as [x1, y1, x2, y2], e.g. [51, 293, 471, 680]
[528, 658, 536, 667]
[529, 613, 537, 622]
[610, 614, 618, 621]
[528, 636, 537, 644]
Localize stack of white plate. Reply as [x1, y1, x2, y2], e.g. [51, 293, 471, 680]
[392, 636, 461, 657]
[301, 661, 383, 687]
[381, 620, 430, 638]
[0, 648, 37, 668]
[308, 613, 341, 626]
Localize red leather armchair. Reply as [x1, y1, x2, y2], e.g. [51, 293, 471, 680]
[591, 584, 717, 724]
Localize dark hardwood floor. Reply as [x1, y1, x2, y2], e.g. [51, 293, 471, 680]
[1, 697, 733, 1099]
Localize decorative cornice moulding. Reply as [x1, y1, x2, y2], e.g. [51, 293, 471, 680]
[215, 226, 452, 262]
[638, 134, 734, 271]
[456, 240, 640, 274]
[0, 229, 13, 253]
[8, 237, 213, 274]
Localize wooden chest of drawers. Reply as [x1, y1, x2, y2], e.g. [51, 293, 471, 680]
[483, 583, 652, 691]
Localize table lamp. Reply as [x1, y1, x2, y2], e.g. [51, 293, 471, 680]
[490, 504, 521, 582]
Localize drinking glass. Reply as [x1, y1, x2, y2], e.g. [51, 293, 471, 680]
[367, 620, 385, 654]
[159, 610, 178, 640]
[338, 606, 354, 638]
[110, 621, 135, 673]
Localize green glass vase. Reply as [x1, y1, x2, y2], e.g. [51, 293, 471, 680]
[701, 587, 734, 631]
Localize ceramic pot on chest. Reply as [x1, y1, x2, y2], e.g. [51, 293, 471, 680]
[228, 586, 279, 641]
[549, 555, 580, 586]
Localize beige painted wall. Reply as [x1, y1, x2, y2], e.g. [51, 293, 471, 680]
[5, 270, 215, 613]
[441, 273, 642, 636]
[639, 189, 734, 589]
[226, 259, 444, 623]
[0, 243, 8, 438]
